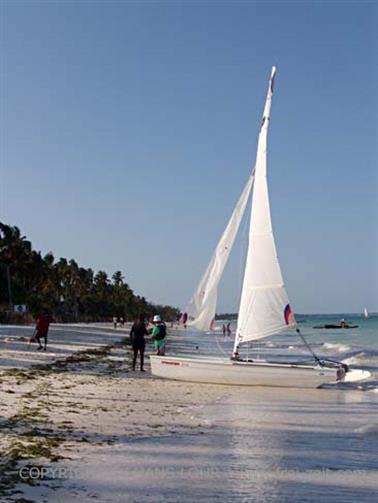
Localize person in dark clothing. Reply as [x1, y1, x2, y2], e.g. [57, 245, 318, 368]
[34, 313, 53, 351]
[130, 314, 148, 371]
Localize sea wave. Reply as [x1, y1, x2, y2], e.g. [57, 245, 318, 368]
[321, 378, 378, 392]
[322, 342, 351, 353]
[342, 355, 368, 365]
[355, 424, 378, 436]
[341, 350, 378, 366]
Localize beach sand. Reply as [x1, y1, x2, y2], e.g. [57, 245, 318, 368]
[0, 324, 377, 502]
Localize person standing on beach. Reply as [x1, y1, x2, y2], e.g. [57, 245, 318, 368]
[180, 312, 188, 329]
[130, 314, 148, 371]
[151, 314, 167, 356]
[34, 312, 53, 351]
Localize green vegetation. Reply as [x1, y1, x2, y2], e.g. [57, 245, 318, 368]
[0, 222, 180, 322]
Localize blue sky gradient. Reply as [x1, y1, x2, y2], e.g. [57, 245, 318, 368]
[1, 1, 377, 313]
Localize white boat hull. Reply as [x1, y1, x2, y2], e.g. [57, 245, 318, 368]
[150, 355, 371, 388]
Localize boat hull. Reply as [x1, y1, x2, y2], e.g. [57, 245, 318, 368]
[150, 356, 370, 388]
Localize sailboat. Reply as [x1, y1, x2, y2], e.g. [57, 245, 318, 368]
[364, 307, 369, 318]
[150, 67, 370, 388]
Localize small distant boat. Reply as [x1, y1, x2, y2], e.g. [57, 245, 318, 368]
[364, 307, 369, 318]
[313, 324, 358, 329]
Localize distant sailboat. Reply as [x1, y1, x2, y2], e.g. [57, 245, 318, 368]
[364, 308, 369, 318]
[150, 67, 370, 388]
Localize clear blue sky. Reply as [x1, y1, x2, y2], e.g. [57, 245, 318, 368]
[1, 1, 377, 314]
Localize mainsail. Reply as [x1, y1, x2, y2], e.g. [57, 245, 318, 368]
[235, 66, 296, 351]
[186, 173, 254, 331]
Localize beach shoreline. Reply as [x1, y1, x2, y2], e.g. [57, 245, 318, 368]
[0, 323, 377, 502]
[0, 324, 228, 502]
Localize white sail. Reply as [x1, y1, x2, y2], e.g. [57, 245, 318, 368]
[235, 66, 296, 350]
[186, 174, 254, 331]
[364, 308, 369, 318]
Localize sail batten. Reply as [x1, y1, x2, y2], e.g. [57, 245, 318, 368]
[235, 66, 296, 351]
[250, 283, 284, 290]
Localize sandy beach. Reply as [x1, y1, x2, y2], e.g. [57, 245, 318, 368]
[1, 324, 377, 503]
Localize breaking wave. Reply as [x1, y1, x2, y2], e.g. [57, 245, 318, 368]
[322, 342, 351, 353]
[341, 351, 378, 366]
[355, 423, 378, 436]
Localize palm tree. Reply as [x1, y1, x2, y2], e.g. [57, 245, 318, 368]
[0, 221, 180, 322]
[0, 223, 32, 308]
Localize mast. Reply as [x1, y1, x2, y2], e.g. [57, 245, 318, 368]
[233, 66, 296, 356]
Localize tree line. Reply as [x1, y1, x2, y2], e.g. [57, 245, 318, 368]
[0, 222, 180, 323]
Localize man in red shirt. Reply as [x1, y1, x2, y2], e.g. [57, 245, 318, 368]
[34, 313, 53, 351]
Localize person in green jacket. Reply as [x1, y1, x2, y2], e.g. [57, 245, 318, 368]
[151, 314, 167, 355]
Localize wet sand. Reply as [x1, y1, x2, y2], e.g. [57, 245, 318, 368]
[0, 324, 377, 502]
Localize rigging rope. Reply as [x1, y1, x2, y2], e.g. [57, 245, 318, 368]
[213, 329, 232, 358]
[296, 328, 323, 366]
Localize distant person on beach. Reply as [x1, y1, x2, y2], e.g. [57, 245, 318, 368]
[181, 312, 188, 329]
[113, 316, 117, 328]
[130, 314, 148, 371]
[33, 312, 53, 351]
[222, 324, 226, 336]
[151, 315, 167, 356]
[226, 322, 231, 336]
